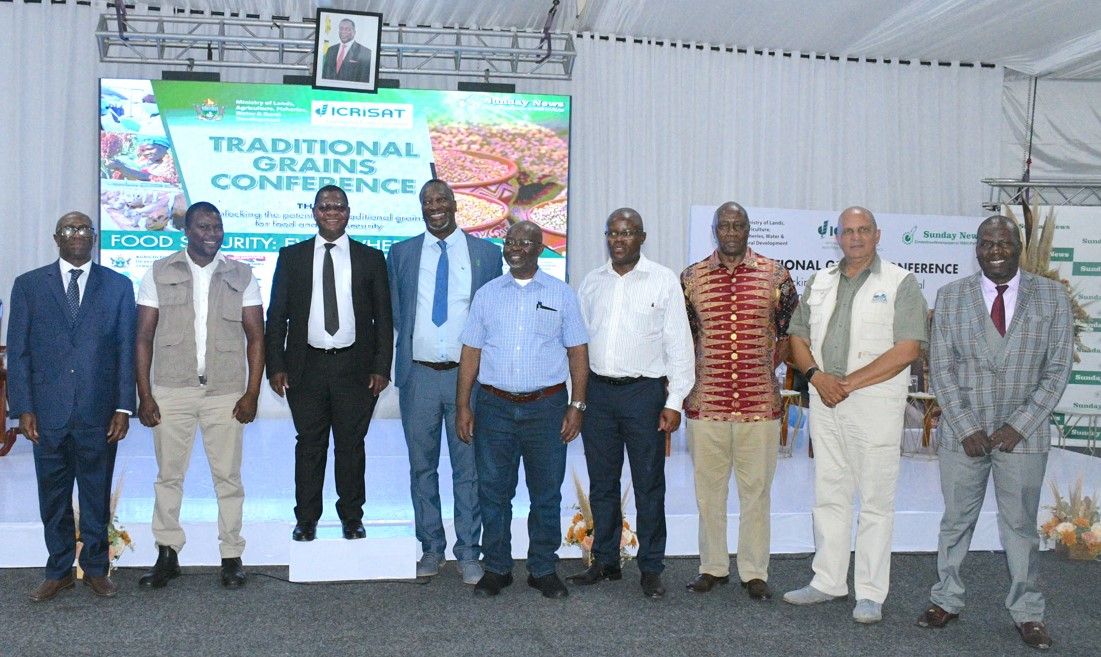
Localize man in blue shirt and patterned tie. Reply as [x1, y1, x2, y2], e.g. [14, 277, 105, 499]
[456, 221, 589, 599]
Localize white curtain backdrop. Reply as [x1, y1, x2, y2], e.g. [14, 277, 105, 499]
[1, 3, 1002, 330]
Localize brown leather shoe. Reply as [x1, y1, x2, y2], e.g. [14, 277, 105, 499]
[29, 574, 75, 602]
[686, 573, 729, 593]
[1016, 621, 1052, 650]
[915, 603, 959, 628]
[741, 578, 772, 600]
[83, 574, 118, 598]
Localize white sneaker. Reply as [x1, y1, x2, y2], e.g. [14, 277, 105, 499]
[853, 599, 883, 624]
[416, 553, 444, 577]
[457, 560, 484, 585]
[783, 584, 846, 605]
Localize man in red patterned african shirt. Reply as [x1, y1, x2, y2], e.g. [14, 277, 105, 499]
[680, 201, 798, 601]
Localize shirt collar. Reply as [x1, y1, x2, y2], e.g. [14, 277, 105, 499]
[316, 233, 350, 250]
[834, 254, 881, 277]
[506, 268, 549, 288]
[599, 252, 652, 276]
[185, 250, 225, 270]
[981, 269, 1021, 294]
[58, 258, 91, 277]
[707, 247, 761, 271]
[425, 228, 464, 250]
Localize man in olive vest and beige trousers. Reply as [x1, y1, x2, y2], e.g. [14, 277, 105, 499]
[134, 202, 266, 589]
[784, 207, 928, 624]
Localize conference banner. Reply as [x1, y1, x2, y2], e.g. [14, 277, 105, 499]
[688, 206, 983, 303]
[1006, 205, 1101, 441]
[98, 79, 571, 301]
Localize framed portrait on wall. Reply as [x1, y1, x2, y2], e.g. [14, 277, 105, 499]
[312, 9, 382, 93]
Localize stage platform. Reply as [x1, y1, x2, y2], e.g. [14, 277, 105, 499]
[1, 417, 1097, 571]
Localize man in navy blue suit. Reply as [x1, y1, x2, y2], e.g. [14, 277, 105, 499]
[7, 211, 136, 602]
[387, 179, 501, 583]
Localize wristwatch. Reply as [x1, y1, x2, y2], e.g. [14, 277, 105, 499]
[569, 400, 587, 412]
[804, 366, 819, 381]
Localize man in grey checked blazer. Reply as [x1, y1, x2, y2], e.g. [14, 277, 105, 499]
[917, 215, 1073, 651]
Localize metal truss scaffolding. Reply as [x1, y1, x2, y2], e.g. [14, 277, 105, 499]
[95, 13, 576, 80]
[982, 178, 1101, 210]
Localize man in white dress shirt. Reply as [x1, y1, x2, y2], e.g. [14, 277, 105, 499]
[567, 208, 694, 598]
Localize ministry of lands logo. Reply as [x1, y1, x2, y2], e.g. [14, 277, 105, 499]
[194, 98, 224, 121]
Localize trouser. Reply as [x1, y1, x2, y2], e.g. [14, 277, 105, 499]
[474, 385, 567, 578]
[398, 363, 480, 562]
[150, 385, 246, 558]
[34, 427, 117, 579]
[930, 446, 1048, 623]
[287, 350, 377, 523]
[581, 376, 667, 573]
[687, 418, 779, 582]
[808, 393, 905, 603]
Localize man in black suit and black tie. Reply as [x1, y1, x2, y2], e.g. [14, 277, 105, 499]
[321, 18, 373, 83]
[265, 185, 393, 542]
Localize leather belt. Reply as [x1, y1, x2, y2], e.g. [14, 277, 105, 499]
[414, 360, 460, 371]
[589, 371, 652, 386]
[308, 344, 354, 355]
[482, 382, 566, 403]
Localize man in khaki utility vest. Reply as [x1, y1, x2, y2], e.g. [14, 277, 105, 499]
[134, 201, 265, 590]
[783, 206, 928, 624]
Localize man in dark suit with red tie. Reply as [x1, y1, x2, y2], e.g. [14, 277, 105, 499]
[321, 19, 374, 83]
[7, 211, 136, 602]
[265, 185, 393, 542]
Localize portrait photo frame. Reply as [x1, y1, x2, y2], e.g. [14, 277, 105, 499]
[312, 9, 383, 93]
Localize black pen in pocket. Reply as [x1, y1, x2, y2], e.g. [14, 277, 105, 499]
[536, 301, 558, 312]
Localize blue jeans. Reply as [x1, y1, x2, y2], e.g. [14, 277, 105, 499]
[398, 364, 480, 562]
[474, 385, 567, 577]
[581, 376, 667, 573]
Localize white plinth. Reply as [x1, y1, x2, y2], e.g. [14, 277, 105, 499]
[287, 522, 418, 582]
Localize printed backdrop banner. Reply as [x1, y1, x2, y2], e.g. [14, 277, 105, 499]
[688, 206, 983, 304]
[1006, 206, 1101, 430]
[99, 79, 571, 303]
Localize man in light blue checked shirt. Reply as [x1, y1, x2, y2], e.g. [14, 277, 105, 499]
[457, 221, 589, 600]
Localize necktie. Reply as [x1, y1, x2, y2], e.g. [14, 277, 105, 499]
[991, 284, 1008, 336]
[336, 45, 347, 74]
[66, 269, 82, 320]
[323, 243, 339, 335]
[432, 240, 448, 327]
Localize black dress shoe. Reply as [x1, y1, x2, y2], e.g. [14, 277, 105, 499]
[220, 557, 247, 589]
[474, 571, 514, 597]
[565, 562, 622, 585]
[139, 545, 181, 589]
[342, 520, 366, 540]
[641, 572, 666, 599]
[291, 522, 317, 542]
[686, 573, 729, 593]
[527, 573, 569, 599]
[742, 578, 772, 600]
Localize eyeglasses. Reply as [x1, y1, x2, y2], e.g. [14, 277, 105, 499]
[715, 223, 749, 234]
[503, 238, 539, 248]
[315, 204, 348, 213]
[58, 225, 95, 238]
[604, 229, 642, 239]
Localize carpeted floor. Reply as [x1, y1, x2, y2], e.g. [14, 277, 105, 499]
[1, 552, 1096, 657]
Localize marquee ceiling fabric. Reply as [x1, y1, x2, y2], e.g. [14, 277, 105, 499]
[81, 0, 1101, 79]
